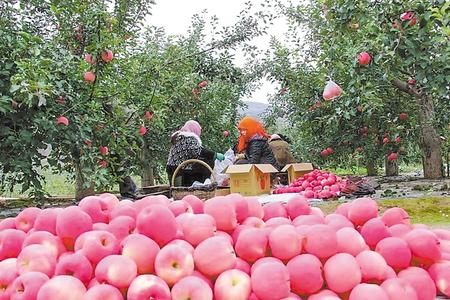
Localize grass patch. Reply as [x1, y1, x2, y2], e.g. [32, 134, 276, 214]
[314, 197, 450, 226]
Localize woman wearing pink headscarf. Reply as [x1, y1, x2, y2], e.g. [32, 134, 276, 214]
[166, 120, 224, 186]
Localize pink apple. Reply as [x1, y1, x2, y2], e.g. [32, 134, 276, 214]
[242, 217, 265, 228]
[405, 229, 441, 266]
[98, 193, 120, 210]
[136, 204, 177, 247]
[336, 227, 369, 256]
[78, 196, 110, 223]
[181, 195, 204, 214]
[34, 209, 59, 234]
[235, 257, 251, 274]
[74, 230, 119, 265]
[356, 250, 388, 283]
[432, 228, 450, 240]
[324, 253, 362, 294]
[109, 200, 136, 220]
[214, 269, 251, 300]
[292, 215, 324, 226]
[281, 293, 301, 300]
[101, 49, 113, 63]
[381, 278, 418, 300]
[55, 252, 93, 285]
[349, 283, 389, 300]
[0, 218, 16, 230]
[304, 224, 337, 259]
[169, 201, 193, 217]
[191, 271, 213, 289]
[287, 254, 323, 295]
[36, 275, 86, 300]
[181, 214, 216, 246]
[245, 197, 264, 219]
[265, 217, 292, 228]
[360, 218, 390, 248]
[226, 193, 249, 223]
[127, 275, 171, 300]
[375, 237, 411, 270]
[251, 261, 290, 300]
[15, 207, 41, 233]
[84, 71, 95, 83]
[388, 223, 412, 238]
[250, 257, 284, 274]
[107, 216, 136, 241]
[23, 231, 66, 258]
[56, 116, 69, 126]
[171, 276, 213, 300]
[95, 255, 137, 290]
[17, 245, 56, 277]
[235, 228, 268, 263]
[428, 261, 450, 297]
[167, 239, 195, 254]
[155, 244, 194, 286]
[56, 206, 93, 251]
[204, 196, 238, 231]
[325, 213, 354, 230]
[93, 223, 108, 231]
[286, 195, 311, 219]
[133, 195, 170, 213]
[194, 236, 236, 277]
[0, 229, 26, 260]
[83, 284, 123, 300]
[0, 258, 18, 300]
[307, 290, 340, 300]
[9, 271, 49, 300]
[335, 202, 351, 217]
[262, 202, 287, 221]
[347, 197, 378, 226]
[398, 267, 437, 300]
[223, 130, 229, 137]
[269, 225, 302, 261]
[120, 233, 160, 274]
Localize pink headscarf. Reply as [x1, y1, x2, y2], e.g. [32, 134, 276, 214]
[180, 120, 202, 137]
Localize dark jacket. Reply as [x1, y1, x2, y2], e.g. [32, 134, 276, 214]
[269, 138, 294, 168]
[244, 136, 280, 170]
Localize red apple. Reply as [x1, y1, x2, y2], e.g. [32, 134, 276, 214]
[223, 130, 229, 137]
[192, 88, 199, 95]
[74, 230, 119, 265]
[0, 218, 16, 230]
[23, 231, 66, 258]
[193, 236, 237, 277]
[324, 253, 362, 294]
[101, 49, 113, 63]
[358, 52, 371, 66]
[78, 196, 110, 223]
[56, 95, 65, 104]
[0, 258, 18, 300]
[408, 79, 416, 85]
[198, 81, 208, 88]
[287, 254, 324, 295]
[399, 113, 408, 120]
[139, 125, 147, 136]
[56, 116, 69, 126]
[387, 152, 398, 161]
[15, 207, 40, 233]
[336, 227, 369, 256]
[84, 71, 96, 83]
[136, 204, 177, 247]
[251, 261, 290, 300]
[145, 111, 153, 120]
[98, 160, 107, 168]
[107, 216, 136, 242]
[99, 146, 109, 155]
[56, 206, 93, 251]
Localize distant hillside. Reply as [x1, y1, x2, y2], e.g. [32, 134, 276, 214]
[238, 101, 269, 119]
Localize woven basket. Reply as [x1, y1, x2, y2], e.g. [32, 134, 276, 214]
[170, 159, 217, 201]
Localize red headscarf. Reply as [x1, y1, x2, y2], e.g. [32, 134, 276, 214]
[237, 116, 270, 153]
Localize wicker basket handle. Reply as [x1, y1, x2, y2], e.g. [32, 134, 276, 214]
[171, 159, 217, 187]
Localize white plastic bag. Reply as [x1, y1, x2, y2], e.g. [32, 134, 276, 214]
[213, 148, 234, 186]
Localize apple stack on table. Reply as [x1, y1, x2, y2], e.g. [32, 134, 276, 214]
[0, 193, 449, 300]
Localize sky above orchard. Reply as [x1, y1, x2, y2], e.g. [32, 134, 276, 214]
[148, 0, 298, 104]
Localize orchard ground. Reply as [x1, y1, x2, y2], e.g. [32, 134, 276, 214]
[1, 166, 449, 228]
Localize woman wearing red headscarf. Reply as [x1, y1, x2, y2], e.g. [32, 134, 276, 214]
[234, 116, 280, 170]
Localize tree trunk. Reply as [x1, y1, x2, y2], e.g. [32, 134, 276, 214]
[392, 79, 443, 179]
[140, 143, 154, 187]
[366, 161, 378, 176]
[385, 157, 399, 177]
[416, 94, 443, 179]
[74, 159, 95, 200]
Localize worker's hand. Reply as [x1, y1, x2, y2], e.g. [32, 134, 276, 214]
[235, 153, 245, 160]
[216, 153, 225, 161]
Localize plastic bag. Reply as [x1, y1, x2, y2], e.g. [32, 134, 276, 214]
[213, 148, 234, 186]
[322, 80, 342, 101]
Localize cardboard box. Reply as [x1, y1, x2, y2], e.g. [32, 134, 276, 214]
[215, 187, 231, 196]
[224, 164, 278, 196]
[281, 163, 314, 184]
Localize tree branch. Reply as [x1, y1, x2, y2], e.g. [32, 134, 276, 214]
[391, 78, 421, 97]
